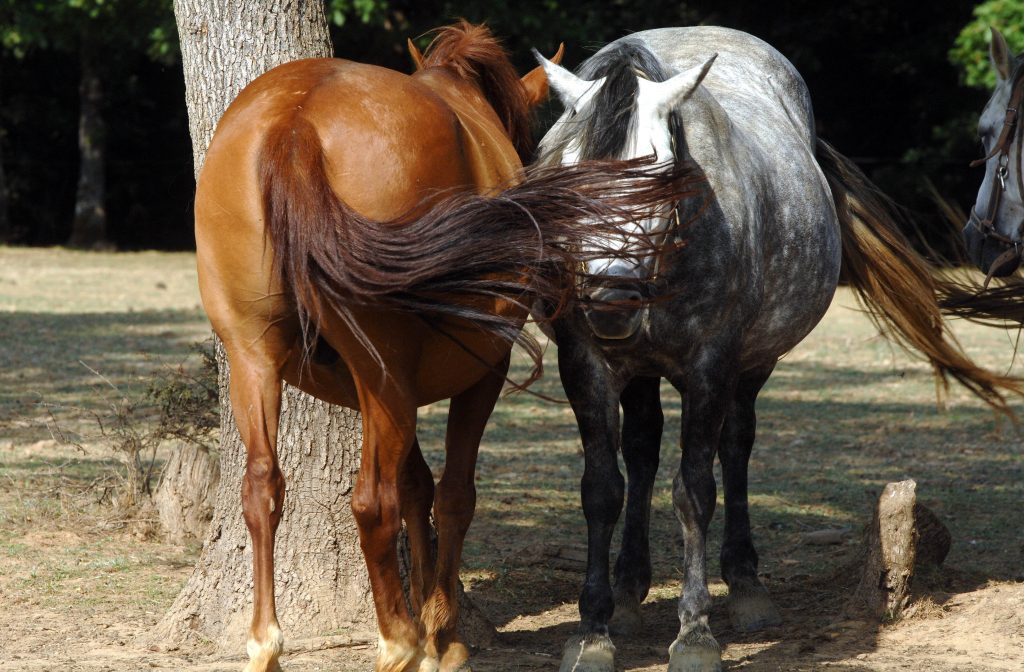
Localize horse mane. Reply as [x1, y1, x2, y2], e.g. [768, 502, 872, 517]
[420, 21, 533, 160]
[574, 40, 680, 160]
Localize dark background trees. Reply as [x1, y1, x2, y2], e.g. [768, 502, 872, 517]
[0, 0, 1021, 250]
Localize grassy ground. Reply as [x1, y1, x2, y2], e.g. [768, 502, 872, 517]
[0, 247, 1022, 671]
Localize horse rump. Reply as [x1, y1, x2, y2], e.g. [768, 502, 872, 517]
[258, 115, 697, 379]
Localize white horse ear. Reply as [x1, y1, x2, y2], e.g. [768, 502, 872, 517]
[644, 53, 718, 113]
[532, 48, 597, 108]
[991, 27, 1012, 82]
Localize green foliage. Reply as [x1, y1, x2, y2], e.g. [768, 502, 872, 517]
[950, 0, 1024, 89]
[326, 0, 390, 28]
[0, 0, 177, 61]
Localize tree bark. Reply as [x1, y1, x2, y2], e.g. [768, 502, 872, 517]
[0, 135, 11, 244]
[67, 34, 108, 249]
[152, 1, 377, 651]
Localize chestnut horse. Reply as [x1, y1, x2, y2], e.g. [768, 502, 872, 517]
[195, 21, 684, 672]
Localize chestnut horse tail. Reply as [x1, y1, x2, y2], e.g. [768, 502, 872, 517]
[939, 277, 1024, 325]
[259, 116, 691, 379]
[816, 138, 1023, 414]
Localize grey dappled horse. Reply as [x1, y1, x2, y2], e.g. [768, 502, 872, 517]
[965, 27, 1024, 279]
[535, 26, 1016, 672]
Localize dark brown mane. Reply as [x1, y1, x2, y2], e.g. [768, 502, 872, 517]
[420, 21, 533, 160]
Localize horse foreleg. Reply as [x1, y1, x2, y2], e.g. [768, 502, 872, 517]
[557, 343, 624, 672]
[611, 376, 663, 637]
[401, 438, 437, 618]
[227, 353, 286, 672]
[719, 366, 780, 633]
[350, 384, 424, 672]
[667, 351, 736, 672]
[422, 356, 507, 672]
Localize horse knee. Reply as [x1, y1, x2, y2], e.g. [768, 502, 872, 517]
[242, 455, 284, 529]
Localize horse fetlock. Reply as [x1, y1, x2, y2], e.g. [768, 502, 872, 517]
[558, 633, 616, 672]
[727, 582, 781, 633]
[609, 590, 643, 637]
[376, 634, 426, 672]
[243, 623, 284, 672]
[667, 624, 721, 672]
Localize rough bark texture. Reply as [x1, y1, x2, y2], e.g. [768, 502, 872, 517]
[67, 35, 108, 249]
[154, 443, 220, 543]
[152, 1, 376, 650]
[848, 479, 919, 620]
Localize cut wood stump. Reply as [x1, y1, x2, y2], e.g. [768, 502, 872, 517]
[848, 479, 917, 620]
[846, 479, 952, 621]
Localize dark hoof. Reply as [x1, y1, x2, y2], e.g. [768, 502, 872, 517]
[610, 593, 643, 637]
[667, 627, 721, 672]
[558, 633, 616, 672]
[727, 584, 782, 633]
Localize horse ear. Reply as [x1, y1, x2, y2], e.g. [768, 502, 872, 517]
[532, 46, 595, 109]
[991, 28, 1012, 82]
[408, 38, 425, 71]
[521, 43, 565, 108]
[646, 53, 718, 113]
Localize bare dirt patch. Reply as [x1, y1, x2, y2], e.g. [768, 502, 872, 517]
[1, 248, 1022, 671]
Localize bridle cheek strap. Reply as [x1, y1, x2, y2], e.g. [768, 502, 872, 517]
[970, 63, 1024, 285]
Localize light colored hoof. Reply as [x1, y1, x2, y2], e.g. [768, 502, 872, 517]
[667, 631, 721, 672]
[244, 625, 284, 672]
[415, 655, 440, 672]
[559, 633, 616, 672]
[609, 593, 643, 637]
[727, 584, 781, 633]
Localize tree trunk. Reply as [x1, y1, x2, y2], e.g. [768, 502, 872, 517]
[67, 34, 108, 249]
[0, 135, 11, 244]
[152, 1, 377, 651]
[154, 443, 220, 543]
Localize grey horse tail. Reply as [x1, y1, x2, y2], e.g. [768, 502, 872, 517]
[816, 138, 1023, 416]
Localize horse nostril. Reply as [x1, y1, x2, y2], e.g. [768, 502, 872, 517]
[586, 286, 643, 308]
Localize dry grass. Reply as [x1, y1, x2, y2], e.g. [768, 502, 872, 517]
[0, 247, 1022, 671]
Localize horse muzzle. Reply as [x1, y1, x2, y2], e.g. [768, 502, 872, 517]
[964, 214, 1023, 278]
[582, 285, 645, 340]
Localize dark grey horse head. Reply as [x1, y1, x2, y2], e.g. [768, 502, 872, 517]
[966, 28, 1024, 277]
[534, 43, 716, 339]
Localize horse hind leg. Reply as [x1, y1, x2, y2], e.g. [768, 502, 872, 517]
[224, 347, 287, 672]
[349, 377, 426, 672]
[420, 357, 508, 672]
[610, 376, 663, 637]
[719, 366, 781, 633]
[400, 438, 437, 620]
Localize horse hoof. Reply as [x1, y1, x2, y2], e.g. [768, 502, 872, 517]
[667, 629, 721, 672]
[558, 633, 616, 672]
[727, 584, 781, 633]
[610, 594, 643, 637]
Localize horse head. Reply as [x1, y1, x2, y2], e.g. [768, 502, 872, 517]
[535, 44, 716, 339]
[966, 27, 1024, 278]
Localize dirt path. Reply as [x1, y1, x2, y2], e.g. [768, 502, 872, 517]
[1, 249, 1022, 671]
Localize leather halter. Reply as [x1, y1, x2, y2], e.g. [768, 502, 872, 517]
[968, 62, 1024, 283]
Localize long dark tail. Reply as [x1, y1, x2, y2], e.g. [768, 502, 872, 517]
[816, 139, 1023, 414]
[259, 116, 692, 381]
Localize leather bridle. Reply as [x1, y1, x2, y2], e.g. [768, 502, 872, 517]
[968, 62, 1024, 281]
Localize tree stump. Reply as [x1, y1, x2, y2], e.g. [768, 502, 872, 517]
[153, 443, 220, 543]
[913, 502, 951, 567]
[847, 479, 918, 620]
